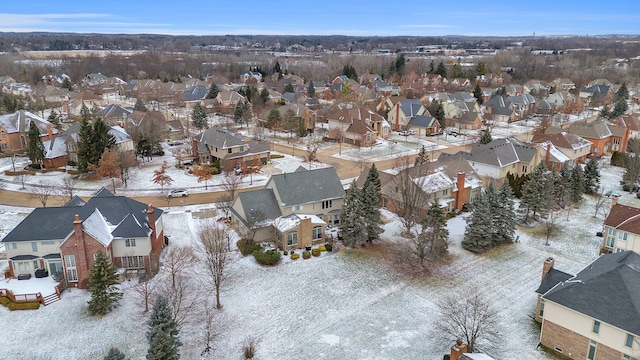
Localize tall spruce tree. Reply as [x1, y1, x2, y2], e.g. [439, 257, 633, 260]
[584, 158, 601, 194]
[554, 165, 572, 208]
[570, 164, 585, 204]
[495, 181, 517, 244]
[147, 296, 181, 360]
[307, 81, 315, 98]
[479, 127, 492, 144]
[362, 175, 383, 243]
[519, 162, 552, 223]
[134, 98, 148, 112]
[422, 201, 449, 258]
[87, 251, 122, 316]
[207, 82, 219, 99]
[414, 145, 430, 166]
[339, 181, 367, 247]
[26, 121, 45, 166]
[462, 188, 493, 253]
[473, 84, 484, 104]
[192, 104, 208, 130]
[77, 118, 93, 172]
[91, 118, 116, 164]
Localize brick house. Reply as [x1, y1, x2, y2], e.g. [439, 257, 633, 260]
[192, 126, 270, 171]
[387, 98, 429, 131]
[230, 166, 345, 250]
[1, 188, 165, 289]
[601, 198, 640, 255]
[535, 253, 640, 360]
[0, 110, 59, 152]
[531, 132, 592, 168]
[546, 118, 630, 156]
[326, 107, 387, 146]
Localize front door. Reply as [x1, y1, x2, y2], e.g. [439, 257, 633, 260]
[48, 260, 63, 277]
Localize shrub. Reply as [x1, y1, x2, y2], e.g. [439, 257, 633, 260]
[238, 240, 261, 256]
[28, 163, 42, 170]
[302, 251, 311, 259]
[318, 245, 327, 252]
[283, 250, 288, 255]
[290, 252, 300, 260]
[311, 248, 321, 257]
[325, 244, 333, 252]
[271, 154, 285, 159]
[0, 297, 11, 306]
[7, 301, 40, 310]
[252, 249, 281, 265]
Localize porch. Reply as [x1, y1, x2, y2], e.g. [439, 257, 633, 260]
[0, 276, 63, 307]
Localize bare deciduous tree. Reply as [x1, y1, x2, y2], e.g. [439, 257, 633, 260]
[201, 297, 226, 356]
[392, 156, 430, 235]
[15, 173, 29, 189]
[435, 287, 503, 354]
[198, 221, 232, 309]
[30, 180, 56, 207]
[593, 186, 611, 219]
[157, 274, 200, 329]
[132, 273, 157, 313]
[162, 246, 198, 290]
[221, 170, 244, 216]
[58, 176, 77, 204]
[542, 210, 559, 246]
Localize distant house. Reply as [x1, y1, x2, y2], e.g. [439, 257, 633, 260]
[440, 137, 540, 179]
[192, 126, 270, 170]
[180, 86, 209, 108]
[387, 98, 429, 130]
[545, 118, 630, 156]
[1, 188, 165, 289]
[579, 85, 615, 105]
[611, 114, 640, 139]
[531, 131, 592, 167]
[240, 71, 263, 83]
[407, 115, 441, 135]
[99, 104, 133, 125]
[42, 73, 70, 87]
[535, 252, 640, 360]
[602, 199, 640, 255]
[0, 110, 58, 152]
[230, 167, 345, 250]
[326, 107, 389, 145]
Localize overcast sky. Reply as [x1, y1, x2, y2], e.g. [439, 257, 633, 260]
[1, 1, 639, 36]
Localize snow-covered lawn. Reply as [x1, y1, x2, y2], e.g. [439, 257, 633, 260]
[0, 162, 627, 359]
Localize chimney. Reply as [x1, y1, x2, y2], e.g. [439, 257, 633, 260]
[46, 124, 53, 139]
[450, 339, 468, 360]
[147, 204, 157, 243]
[455, 172, 466, 211]
[611, 195, 619, 209]
[395, 102, 400, 131]
[545, 143, 551, 170]
[542, 257, 555, 282]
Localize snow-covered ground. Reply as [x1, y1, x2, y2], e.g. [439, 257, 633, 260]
[0, 159, 626, 359]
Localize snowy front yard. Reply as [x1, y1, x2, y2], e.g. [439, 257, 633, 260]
[0, 162, 625, 360]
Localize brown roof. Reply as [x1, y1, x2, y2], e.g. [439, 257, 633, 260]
[531, 132, 591, 150]
[605, 204, 640, 234]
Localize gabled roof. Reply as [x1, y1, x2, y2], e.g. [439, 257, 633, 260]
[100, 104, 133, 120]
[548, 119, 612, 140]
[605, 204, 640, 234]
[531, 132, 591, 151]
[397, 99, 425, 117]
[182, 86, 208, 102]
[195, 126, 246, 149]
[230, 189, 282, 227]
[0, 110, 58, 136]
[465, 138, 537, 167]
[408, 115, 437, 128]
[543, 251, 640, 335]
[82, 209, 113, 246]
[2, 187, 162, 243]
[268, 167, 345, 207]
[449, 92, 475, 102]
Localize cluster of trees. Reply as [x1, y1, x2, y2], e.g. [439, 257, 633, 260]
[77, 115, 116, 172]
[600, 83, 629, 119]
[462, 182, 516, 253]
[339, 165, 383, 247]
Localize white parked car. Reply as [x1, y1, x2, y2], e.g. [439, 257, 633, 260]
[168, 189, 189, 198]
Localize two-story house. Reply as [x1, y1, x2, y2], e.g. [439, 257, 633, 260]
[229, 166, 345, 250]
[387, 99, 429, 131]
[192, 126, 270, 171]
[601, 199, 640, 255]
[546, 118, 630, 156]
[531, 132, 592, 168]
[326, 107, 388, 146]
[535, 252, 640, 360]
[0, 110, 59, 152]
[1, 188, 164, 289]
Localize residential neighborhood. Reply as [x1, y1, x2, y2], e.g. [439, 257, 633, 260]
[1, 30, 640, 360]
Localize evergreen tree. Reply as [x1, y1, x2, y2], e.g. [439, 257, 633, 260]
[307, 81, 315, 98]
[104, 347, 127, 360]
[207, 82, 219, 99]
[553, 165, 572, 208]
[365, 163, 382, 200]
[233, 101, 244, 125]
[462, 188, 493, 253]
[519, 162, 552, 223]
[61, 77, 73, 91]
[479, 127, 492, 144]
[339, 181, 367, 247]
[473, 84, 484, 105]
[570, 164, 585, 203]
[414, 145, 430, 166]
[584, 158, 601, 194]
[495, 181, 517, 244]
[273, 61, 282, 75]
[87, 250, 122, 316]
[266, 109, 282, 131]
[435, 62, 447, 78]
[91, 118, 116, 166]
[48, 110, 62, 130]
[609, 98, 628, 118]
[283, 83, 295, 93]
[427, 100, 445, 128]
[422, 201, 449, 258]
[77, 118, 93, 172]
[451, 63, 464, 78]
[146, 296, 181, 360]
[505, 172, 528, 198]
[616, 82, 629, 101]
[362, 181, 383, 242]
[134, 98, 148, 112]
[259, 88, 270, 105]
[80, 102, 92, 121]
[26, 121, 45, 166]
[428, 61, 435, 74]
[192, 104, 207, 130]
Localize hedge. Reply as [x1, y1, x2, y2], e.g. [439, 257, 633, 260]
[325, 244, 333, 252]
[252, 249, 282, 265]
[271, 154, 285, 159]
[7, 302, 40, 310]
[5, 170, 35, 176]
[237, 240, 261, 256]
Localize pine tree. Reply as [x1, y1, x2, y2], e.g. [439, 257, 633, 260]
[570, 164, 585, 204]
[479, 127, 492, 144]
[192, 104, 207, 130]
[609, 98, 628, 118]
[553, 165, 572, 208]
[495, 182, 516, 244]
[104, 347, 127, 360]
[266, 109, 282, 131]
[435, 62, 447, 78]
[273, 61, 282, 75]
[77, 118, 93, 172]
[473, 84, 484, 105]
[362, 179, 383, 242]
[147, 296, 181, 360]
[519, 162, 552, 223]
[584, 158, 601, 194]
[80, 102, 92, 121]
[259, 88, 270, 105]
[462, 188, 493, 253]
[87, 250, 122, 316]
[339, 181, 367, 247]
[307, 81, 315, 98]
[616, 82, 629, 101]
[423, 201, 449, 258]
[207, 82, 219, 99]
[414, 145, 430, 166]
[61, 77, 73, 91]
[283, 83, 295, 93]
[90, 118, 116, 167]
[134, 98, 148, 112]
[48, 110, 62, 130]
[26, 121, 44, 166]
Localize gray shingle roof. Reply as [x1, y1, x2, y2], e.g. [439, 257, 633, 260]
[230, 189, 282, 226]
[182, 86, 208, 102]
[543, 251, 640, 335]
[1, 187, 162, 243]
[195, 126, 245, 149]
[535, 268, 573, 294]
[269, 167, 345, 207]
[408, 115, 437, 128]
[399, 99, 424, 117]
[467, 138, 536, 167]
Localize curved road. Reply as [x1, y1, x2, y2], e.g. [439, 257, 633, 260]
[0, 135, 503, 208]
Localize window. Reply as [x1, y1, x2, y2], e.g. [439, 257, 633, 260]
[240, 146, 244, 152]
[1, 130, 5, 138]
[593, 320, 600, 334]
[442, 189, 449, 195]
[522, 165, 528, 173]
[539, 300, 545, 317]
[312, 226, 322, 240]
[292, 205, 303, 211]
[67, 143, 75, 151]
[626, 334, 634, 348]
[618, 232, 628, 241]
[588, 340, 597, 360]
[64, 255, 78, 282]
[623, 354, 631, 359]
[9, 243, 17, 250]
[593, 147, 599, 152]
[121, 256, 144, 269]
[31, 242, 38, 252]
[606, 228, 616, 247]
[125, 238, 136, 247]
[227, 148, 232, 154]
[287, 231, 298, 246]
[15, 262, 31, 273]
[42, 241, 55, 246]
[322, 200, 332, 209]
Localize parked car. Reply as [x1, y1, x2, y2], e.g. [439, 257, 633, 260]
[605, 190, 621, 197]
[168, 189, 189, 198]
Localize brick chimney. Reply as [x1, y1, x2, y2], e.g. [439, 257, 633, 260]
[45, 124, 53, 139]
[545, 143, 551, 170]
[455, 172, 466, 211]
[147, 204, 157, 246]
[542, 257, 555, 282]
[450, 339, 468, 360]
[72, 214, 88, 288]
[611, 195, 619, 209]
[395, 102, 400, 131]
